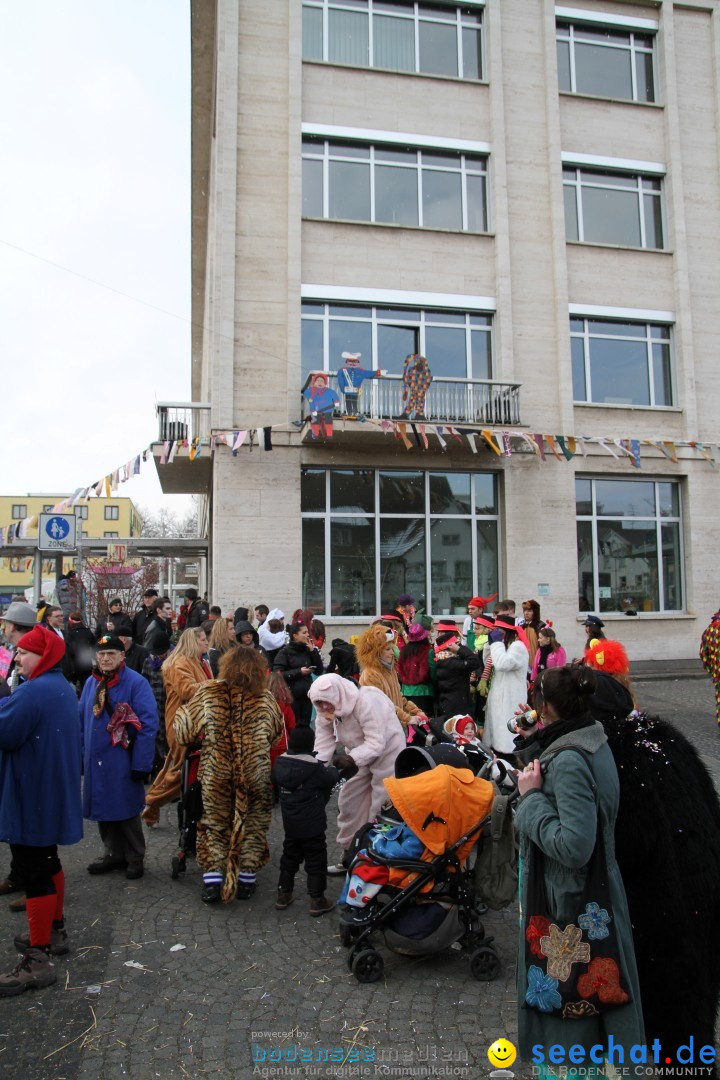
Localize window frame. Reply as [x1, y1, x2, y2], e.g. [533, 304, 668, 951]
[576, 476, 684, 614]
[301, 467, 501, 617]
[302, 0, 486, 81]
[570, 314, 675, 408]
[562, 155, 666, 250]
[104, 531, 120, 539]
[555, 10, 657, 104]
[104, 506, 119, 521]
[74, 505, 89, 520]
[11, 504, 27, 520]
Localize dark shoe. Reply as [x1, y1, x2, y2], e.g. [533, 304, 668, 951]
[0, 879, 20, 896]
[235, 882, 257, 900]
[201, 884, 222, 904]
[87, 857, 127, 875]
[14, 923, 69, 957]
[275, 890, 294, 910]
[309, 896, 334, 917]
[125, 865, 144, 880]
[0, 949, 56, 996]
[9, 896, 26, 912]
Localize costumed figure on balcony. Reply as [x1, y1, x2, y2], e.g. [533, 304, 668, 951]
[303, 373, 340, 439]
[401, 354, 431, 420]
[338, 353, 382, 417]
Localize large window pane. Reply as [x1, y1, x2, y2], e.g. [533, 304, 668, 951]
[328, 319, 372, 367]
[301, 468, 326, 512]
[575, 42, 632, 99]
[328, 8, 369, 65]
[302, 158, 323, 217]
[571, 336, 586, 400]
[429, 472, 471, 514]
[374, 13, 415, 71]
[577, 520, 595, 610]
[329, 161, 370, 219]
[597, 521, 658, 612]
[588, 337, 650, 405]
[302, 518, 326, 611]
[594, 479, 656, 517]
[377, 324, 418, 374]
[375, 165, 418, 225]
[431, 518, 472, 614]
[379, 471, 425, 513]
[582, 187, 641, 246]
[380, 519, 426, 612]
[425, 325, 467, 378]
[418, 20, 458, 76]
[331, 469, 375, 513]
[422, 170, 462, 229]
[302, 6, 323, 60]
[330, 519, 375, 615]
[476, 520, 499, 597]
[661, 523, 682, 610]
[301, 318, 324, 384]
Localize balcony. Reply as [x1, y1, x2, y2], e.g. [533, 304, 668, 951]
[301, 374, 522, 426]
[154, 402, 212, 495]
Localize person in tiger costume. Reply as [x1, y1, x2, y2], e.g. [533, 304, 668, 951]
[174, 647, 283, 903]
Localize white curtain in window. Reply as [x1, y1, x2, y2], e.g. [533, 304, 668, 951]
[373, 14, 415, 71]
[328, 9, 369, 65]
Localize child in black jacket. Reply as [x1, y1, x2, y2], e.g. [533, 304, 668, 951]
[271, 727, 339, 916]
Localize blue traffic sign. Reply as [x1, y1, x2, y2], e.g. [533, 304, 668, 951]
[45, 517, 70, 541]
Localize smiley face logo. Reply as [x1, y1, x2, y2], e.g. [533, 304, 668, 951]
[488, 1039, 517, 1069]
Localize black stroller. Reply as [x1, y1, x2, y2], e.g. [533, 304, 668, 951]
[339, 749, 505, 984]
[170, 745, 203, 880]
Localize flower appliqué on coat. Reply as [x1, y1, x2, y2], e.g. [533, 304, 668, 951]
[525, 965, 562, 1013]
[578, 901, 611, 940]
[526, 915, 551, 958]
[577, 957, 630, 1005]
[540, 923, 591, 982]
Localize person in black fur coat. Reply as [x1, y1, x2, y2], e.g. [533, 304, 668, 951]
[584, 642, 720, 1078]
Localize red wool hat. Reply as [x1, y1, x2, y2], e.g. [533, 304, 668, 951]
[16, 625, 66, 680]
[468, 593, 498, 609]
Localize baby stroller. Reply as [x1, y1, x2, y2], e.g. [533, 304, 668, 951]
[170, 744, 203, 880]
[339, 754, 503, 984]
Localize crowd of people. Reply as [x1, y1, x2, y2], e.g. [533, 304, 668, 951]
[1, 585, 719, 1077]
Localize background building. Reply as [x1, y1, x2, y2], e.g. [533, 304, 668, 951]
[162, 0, 720, 661]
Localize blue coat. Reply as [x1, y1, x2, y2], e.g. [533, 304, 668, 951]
[79, 665, 159, 822]
[0, 667, 83, 846]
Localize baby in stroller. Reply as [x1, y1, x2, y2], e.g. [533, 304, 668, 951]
[338, 748, 504, 984]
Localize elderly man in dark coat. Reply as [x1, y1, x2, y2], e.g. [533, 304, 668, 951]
[0, 626, 83, 995]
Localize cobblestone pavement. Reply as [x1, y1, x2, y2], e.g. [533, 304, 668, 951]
[0, 676, 717, 1080]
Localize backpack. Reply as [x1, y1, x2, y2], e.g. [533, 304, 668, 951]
[473, 786, 518, 910]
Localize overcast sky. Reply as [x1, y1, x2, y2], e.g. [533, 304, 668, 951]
[1, 2, 192, 516]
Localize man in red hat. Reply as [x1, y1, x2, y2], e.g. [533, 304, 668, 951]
[0, 625, 82, 995]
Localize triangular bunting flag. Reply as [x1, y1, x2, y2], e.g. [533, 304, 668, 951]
[533, 434, 546, 461]
[556, 436, 574, 461]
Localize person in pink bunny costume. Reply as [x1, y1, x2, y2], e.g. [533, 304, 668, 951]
[309, 673, 406, 873]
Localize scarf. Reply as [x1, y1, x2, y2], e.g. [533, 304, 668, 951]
[92, 663, 124, 717]
[536, 713, 595, 753]
[107, 702, 142, 749]
[535, 643, 552, 673]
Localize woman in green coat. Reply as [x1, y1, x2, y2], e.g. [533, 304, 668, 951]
[515, 665, 644, 1077]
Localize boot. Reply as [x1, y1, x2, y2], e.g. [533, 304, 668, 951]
[201, 884, 222, 904]
[125, 864, 144, 880]
[309, 896, 334, 917]
[87, 857, 127, 875]
[0, 949, 56, 996]
[275, 890, 294, 910]
[0, 879, 20, 896]
[8, 896, 26, 913]
[235, 882, 256, 900]
[14, 922, 70, 957]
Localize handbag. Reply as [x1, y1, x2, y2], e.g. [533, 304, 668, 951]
[522, 753, 632, 1021]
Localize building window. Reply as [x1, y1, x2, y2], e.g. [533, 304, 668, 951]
[42, 504, 54, 512]
[75, 505, 89, 520]
[11, 505, 27, 519]
[576, 477, 683, 613]
[571, 318, 673, 406]
[104, 506, 119, 520]
[302, 137, 488, 232]
[302, 301, 492, 385]
[563, 166, 663, 249]
[301, 467, 499, 616]
[104, 531, 119, 539]
[302, 0, 484, 81]
[556, 19, 655, 103]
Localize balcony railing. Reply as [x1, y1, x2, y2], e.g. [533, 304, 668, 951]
[156, 402, 211, 443]
[301, 374, 522, 426]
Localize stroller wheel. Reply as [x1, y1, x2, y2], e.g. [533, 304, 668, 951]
[351, 949, 384, 984]
[469, 945, 501, 982]
[171, 856, 182, 880]
[339, 922, 354, 948]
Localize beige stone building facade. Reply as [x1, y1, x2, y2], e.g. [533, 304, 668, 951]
[175, 0, 720, 661]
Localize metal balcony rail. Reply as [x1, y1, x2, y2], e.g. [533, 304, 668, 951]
[156, 402, 212, 443]
[301, 374, 522, 426]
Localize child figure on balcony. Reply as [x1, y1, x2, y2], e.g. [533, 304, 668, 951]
[338, 353, 382, 417]
[303, 373, 340, 439]
[401, 354, 432, 419]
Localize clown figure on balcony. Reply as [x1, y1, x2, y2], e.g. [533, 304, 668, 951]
[338, 352, 382, 417]
[401, 354, 432, 420]
[303, 373, 340, 439]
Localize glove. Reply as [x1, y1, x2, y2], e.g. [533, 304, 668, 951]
[131, 770, 150, 784]
[487, 629, 504, 644]
[478, 679, 488, 697]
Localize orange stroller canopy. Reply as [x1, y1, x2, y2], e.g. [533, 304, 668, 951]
[384, 764, 495, 864]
